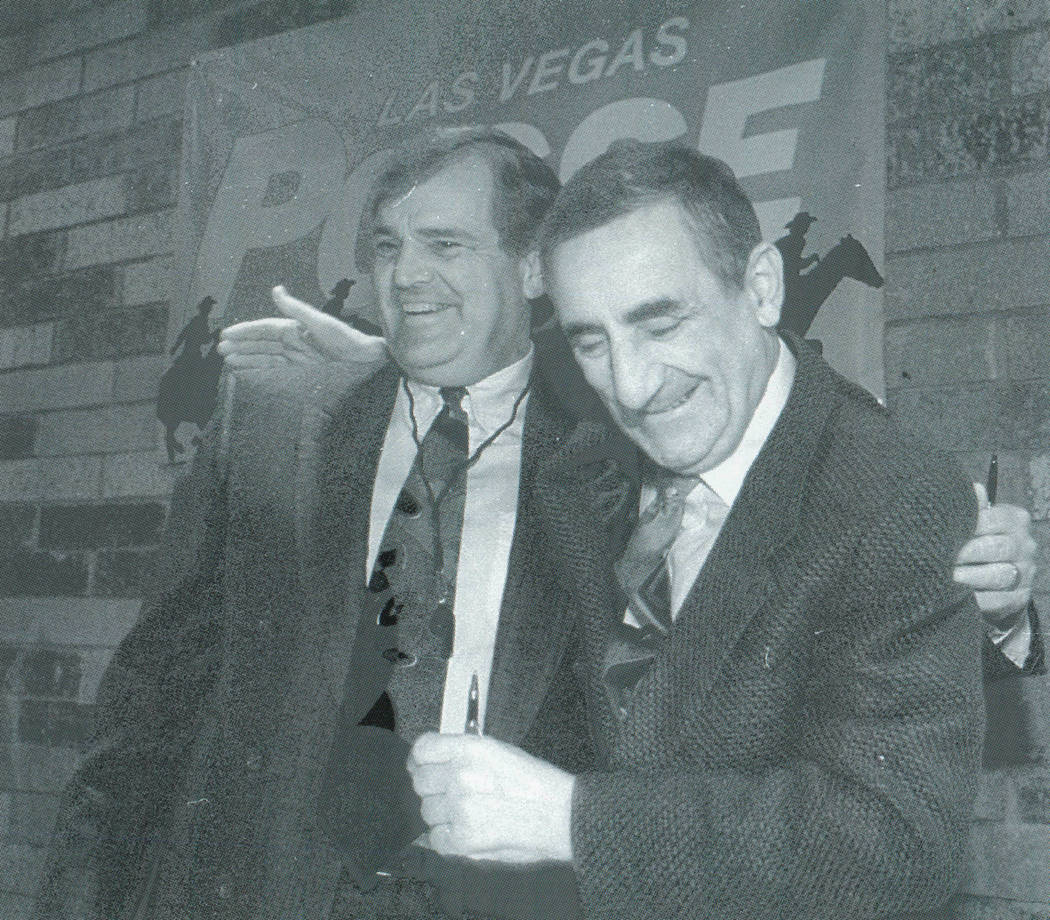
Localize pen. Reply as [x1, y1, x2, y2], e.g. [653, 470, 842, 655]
[986, 453, 998, 506]
[465, 672, 481, 735]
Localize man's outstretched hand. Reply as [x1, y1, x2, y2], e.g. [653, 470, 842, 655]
[217, 285, 387, 369]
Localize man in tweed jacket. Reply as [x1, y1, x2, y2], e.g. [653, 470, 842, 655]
[405, 142, 986, 919]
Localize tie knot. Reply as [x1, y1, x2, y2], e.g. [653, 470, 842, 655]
[439, 386, 467, 419]
[661, 475, 701, 500]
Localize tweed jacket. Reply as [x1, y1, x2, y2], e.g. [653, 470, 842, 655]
[34, 353, 595, 920]
[539, 336, 986, 920]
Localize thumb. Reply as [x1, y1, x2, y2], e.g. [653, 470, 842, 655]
[271, 284, 387, 363]
[972, 481, 989, 509]
[272, 284, 336, 326]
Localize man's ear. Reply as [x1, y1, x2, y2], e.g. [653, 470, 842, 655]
[745, 242, 784, 328]
[520, 250, 545, 300]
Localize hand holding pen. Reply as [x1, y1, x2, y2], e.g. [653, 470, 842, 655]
[954, 453, 1036, 629]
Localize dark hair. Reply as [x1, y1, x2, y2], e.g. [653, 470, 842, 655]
[539, 140, 762, 291]
[355, 126, 560, 271]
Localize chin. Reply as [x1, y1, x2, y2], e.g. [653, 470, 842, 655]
[392, 344, 459, 373]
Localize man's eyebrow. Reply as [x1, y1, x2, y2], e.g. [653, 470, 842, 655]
[370, 223, 478, 239]
[415, 226, 482, 243]
[561, 300, 686, 339]
[561, 319, 604, 339]
[623, 299, 684, 324]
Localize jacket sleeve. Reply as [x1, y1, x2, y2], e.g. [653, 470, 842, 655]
[33, 406, 231, 920]
[569, 480, 985, 920]
[984, 601, 1046, 679]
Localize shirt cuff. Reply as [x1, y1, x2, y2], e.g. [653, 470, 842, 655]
[988, 610, 1033, 669]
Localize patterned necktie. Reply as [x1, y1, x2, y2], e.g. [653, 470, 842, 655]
[615, 475, 699, 635]
[315, 386, 470, 873]
[603, 475, 699, 717]
[377, 385, 470, 740]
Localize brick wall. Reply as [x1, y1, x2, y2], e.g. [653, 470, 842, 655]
[0, 2, 354, 916]
[0, 1, 1048, 917]
[887, 1, 1050, 916]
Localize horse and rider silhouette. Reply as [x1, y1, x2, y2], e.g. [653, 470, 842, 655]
[774, 211, 884, 339]
[156, 283, 372, 463]
[156, 295, 224, 463]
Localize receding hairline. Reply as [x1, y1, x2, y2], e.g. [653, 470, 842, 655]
[538, 141, 762, 292]
[543, 192, 752, 294]
[360, 135, 556, 267]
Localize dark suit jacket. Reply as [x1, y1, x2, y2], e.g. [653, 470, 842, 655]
[34, 354, 593, 920]
[540, 337, 986, 920]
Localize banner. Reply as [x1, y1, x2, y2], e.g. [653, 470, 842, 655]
[174, 0, 885, 395]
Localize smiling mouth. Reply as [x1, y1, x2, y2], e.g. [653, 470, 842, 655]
[400, 301, 454, 316]
[643, 380, 700, 416]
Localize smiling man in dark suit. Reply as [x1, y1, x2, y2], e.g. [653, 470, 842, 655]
[34, 128, 600, 920]
[404, 141, 988, 920]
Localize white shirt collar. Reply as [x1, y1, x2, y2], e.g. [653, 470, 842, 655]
[699, 337, 796, 509]
[403, 345, 534, 436]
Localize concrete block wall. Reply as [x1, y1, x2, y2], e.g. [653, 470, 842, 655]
[0, 2, 354, 915]
[887, 2, 1050, 916]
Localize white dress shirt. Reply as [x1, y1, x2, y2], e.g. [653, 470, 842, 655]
[663, 339, 797, 616]
[368, 348, 533, 733]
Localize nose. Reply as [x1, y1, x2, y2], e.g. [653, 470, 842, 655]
[392, 241, 432, 288]
[608, 340, 661, 413]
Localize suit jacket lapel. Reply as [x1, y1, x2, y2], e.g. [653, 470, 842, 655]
[533, 410, 641, 746]
[483, 381, 573, 743]
[667, 336, 841, 703]
[295, 361, 401, 707]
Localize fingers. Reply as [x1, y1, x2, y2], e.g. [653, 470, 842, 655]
[972, 501, 1032, 537]
[956, 533, 1026, 566]
[419, 793, 451, 828]
[220, 338, 302, 357]
[424, 797, 527, 857]
[953, 561, 1025, 591]
[219, 285, 387, 368]
[407, 735, 574, 864]
[218, 317, 318, 369]
[220, 355, 291, 371]
[974, 590, 1029, 622]
[274, 285, 388, 362]
[409, 731, 480, 768]
[272, 284, 334, 325]
[409, 761, 498, 798]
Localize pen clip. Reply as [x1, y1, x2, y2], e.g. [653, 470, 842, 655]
[465, 672, 481, 735]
